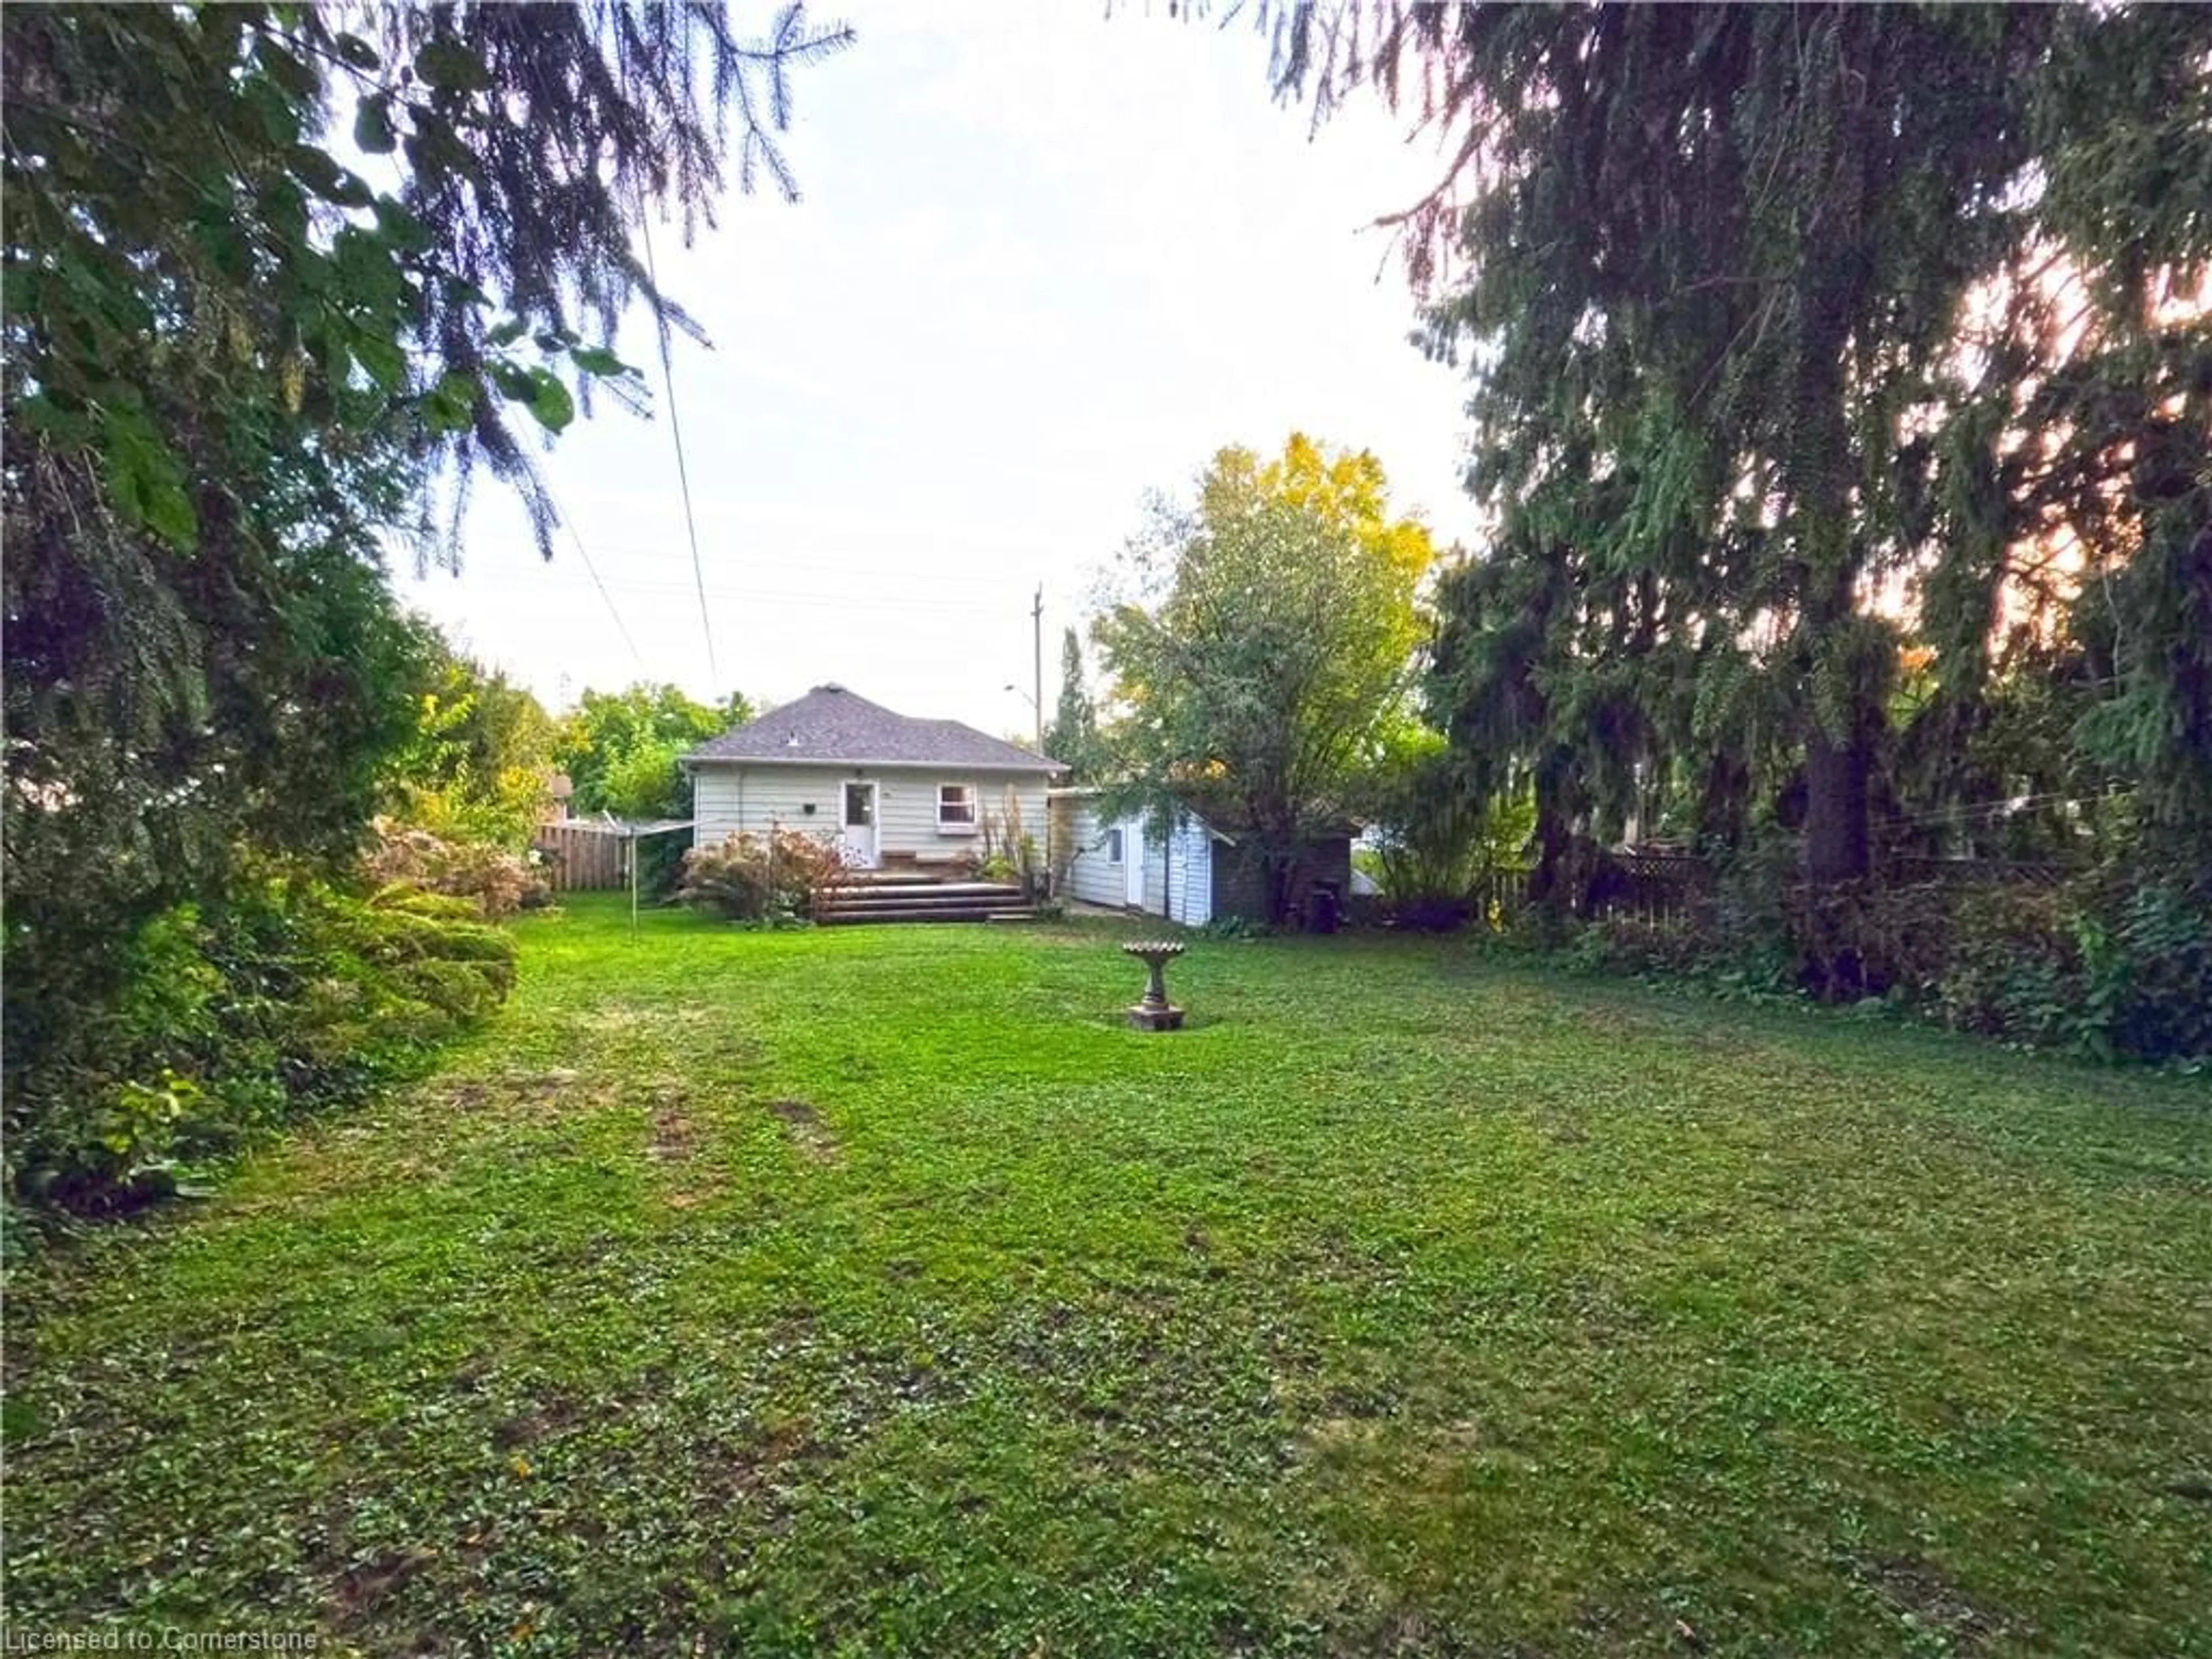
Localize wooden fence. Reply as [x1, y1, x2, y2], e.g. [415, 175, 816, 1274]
[1601, 850, 1715, 925]
[531, 821, 626, 891]
[1473, 868, 1530, 920]
[1472, 852, 1712, 927]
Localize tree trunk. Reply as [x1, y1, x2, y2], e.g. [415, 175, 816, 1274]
[1800, 551, 1873, 884]
[1802, 711, 1871, 882]
[1783, 20, 1878, 887]
[1528, 749, 1574, 919]
[1264, 849, 1297, 926]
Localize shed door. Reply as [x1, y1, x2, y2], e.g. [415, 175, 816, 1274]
[841, 781, 878, 869]
[1122, 817, 1146, 908]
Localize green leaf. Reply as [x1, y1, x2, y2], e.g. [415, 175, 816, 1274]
[253, 37, 319, 101]
[17, 395, 92, 448]
[286, 143, 346, 201]
[372, 198, 432, 254]
[413, 37, 484, 92]
[99, 405, 198, 552]
[526, 369, 575, 433]
[334, 32, 381, 71]
[424, 370, 478, 435]
[488, 361, 535, 403]
[142, 478, 200, 552]
[354, 94, 397, 156]
[352, 332, 408, 394]
[241, 74, 303, 146]
[571, 346, 631, 377]
[331, 227, 396, 306]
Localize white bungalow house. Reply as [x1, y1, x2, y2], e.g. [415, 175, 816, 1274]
[681, 684, 1063, 870]
[1049, 787, 1357, 927]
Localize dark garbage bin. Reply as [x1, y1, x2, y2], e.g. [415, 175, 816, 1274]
[1306, 880, 1342, 934]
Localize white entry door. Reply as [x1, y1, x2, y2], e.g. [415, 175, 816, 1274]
[1122, 817, 1146, 908]
[841, 781, 878, 868]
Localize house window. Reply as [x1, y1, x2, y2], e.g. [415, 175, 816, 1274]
[938, 783, 978, 831]
[1106, 826, 1124, 865]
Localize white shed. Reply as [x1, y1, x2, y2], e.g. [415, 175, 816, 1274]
[1049, 787, 1361, 927]
[1048, 789, 1219, 926]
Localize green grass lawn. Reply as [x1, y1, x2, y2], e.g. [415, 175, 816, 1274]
[6, 897, 2209, 1657]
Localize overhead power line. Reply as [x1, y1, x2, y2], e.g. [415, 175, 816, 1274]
[1869, 788, 2124, 832]
[543, 482, 645, 672]
[638, 209, 718, 686]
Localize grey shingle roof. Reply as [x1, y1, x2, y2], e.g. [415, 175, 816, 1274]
[684, 684, 1063, 771]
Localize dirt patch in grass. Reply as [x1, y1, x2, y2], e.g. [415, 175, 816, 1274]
[488, 1391, 590, 1450]
[648, 1096, 696, 1162]
[577, 1003, 716, 1033]
[331, 1546, 437, 1618]
[694, 1414, 841, 1510]
[1861, 1555, 2006, 1649]
[647, 1084, 725, 1207]
[439, 1069, 586, 1116]
[768, 1098, 839, 1164]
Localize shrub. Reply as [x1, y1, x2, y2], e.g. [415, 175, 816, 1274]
[366, 819, 550, 917]
[677, 830, 844, 924]
[1196, 914, 1264, 941]
[1931, 884, 2084, 1045]
[1361, 746, 1535, 931]
[2103, 878, 2212, 1061]
[1935, 871, 2212, 1063]
[1779, 880, 1955, 1003]
[1389, 896, 1476, 933]
[5, 874, 518, 1218]
[1552, 839, 2211, 1065]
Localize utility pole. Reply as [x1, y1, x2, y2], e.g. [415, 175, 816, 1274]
[1032, 584, 1045, 753]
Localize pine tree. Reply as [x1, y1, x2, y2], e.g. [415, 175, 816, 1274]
[1042, 629, 1102, 782]
[1267, 2, 2210, 878]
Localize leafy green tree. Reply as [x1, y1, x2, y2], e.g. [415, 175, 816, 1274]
[600, 738, 694, 824]
[554, 681, 754, 896]
[1041, 628, 1104, 782]
[381, 624, 558, 849]
[555, 683, 752, 819]
[1094, 434, 1436, 920]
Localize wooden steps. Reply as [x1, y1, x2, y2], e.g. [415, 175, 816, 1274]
[816, 876, 1035, 925]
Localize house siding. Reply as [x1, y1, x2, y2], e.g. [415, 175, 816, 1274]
[1166, 816, 1213, 926]
[694, 763, 1051, 863]
[1056, 797, 1131, 909]
[1051, 794, 1216, 925]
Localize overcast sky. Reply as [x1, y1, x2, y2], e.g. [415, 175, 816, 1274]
[400, 3, 1480, 738]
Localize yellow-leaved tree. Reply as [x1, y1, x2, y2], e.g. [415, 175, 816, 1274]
[1094, 432, 1436, 921]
